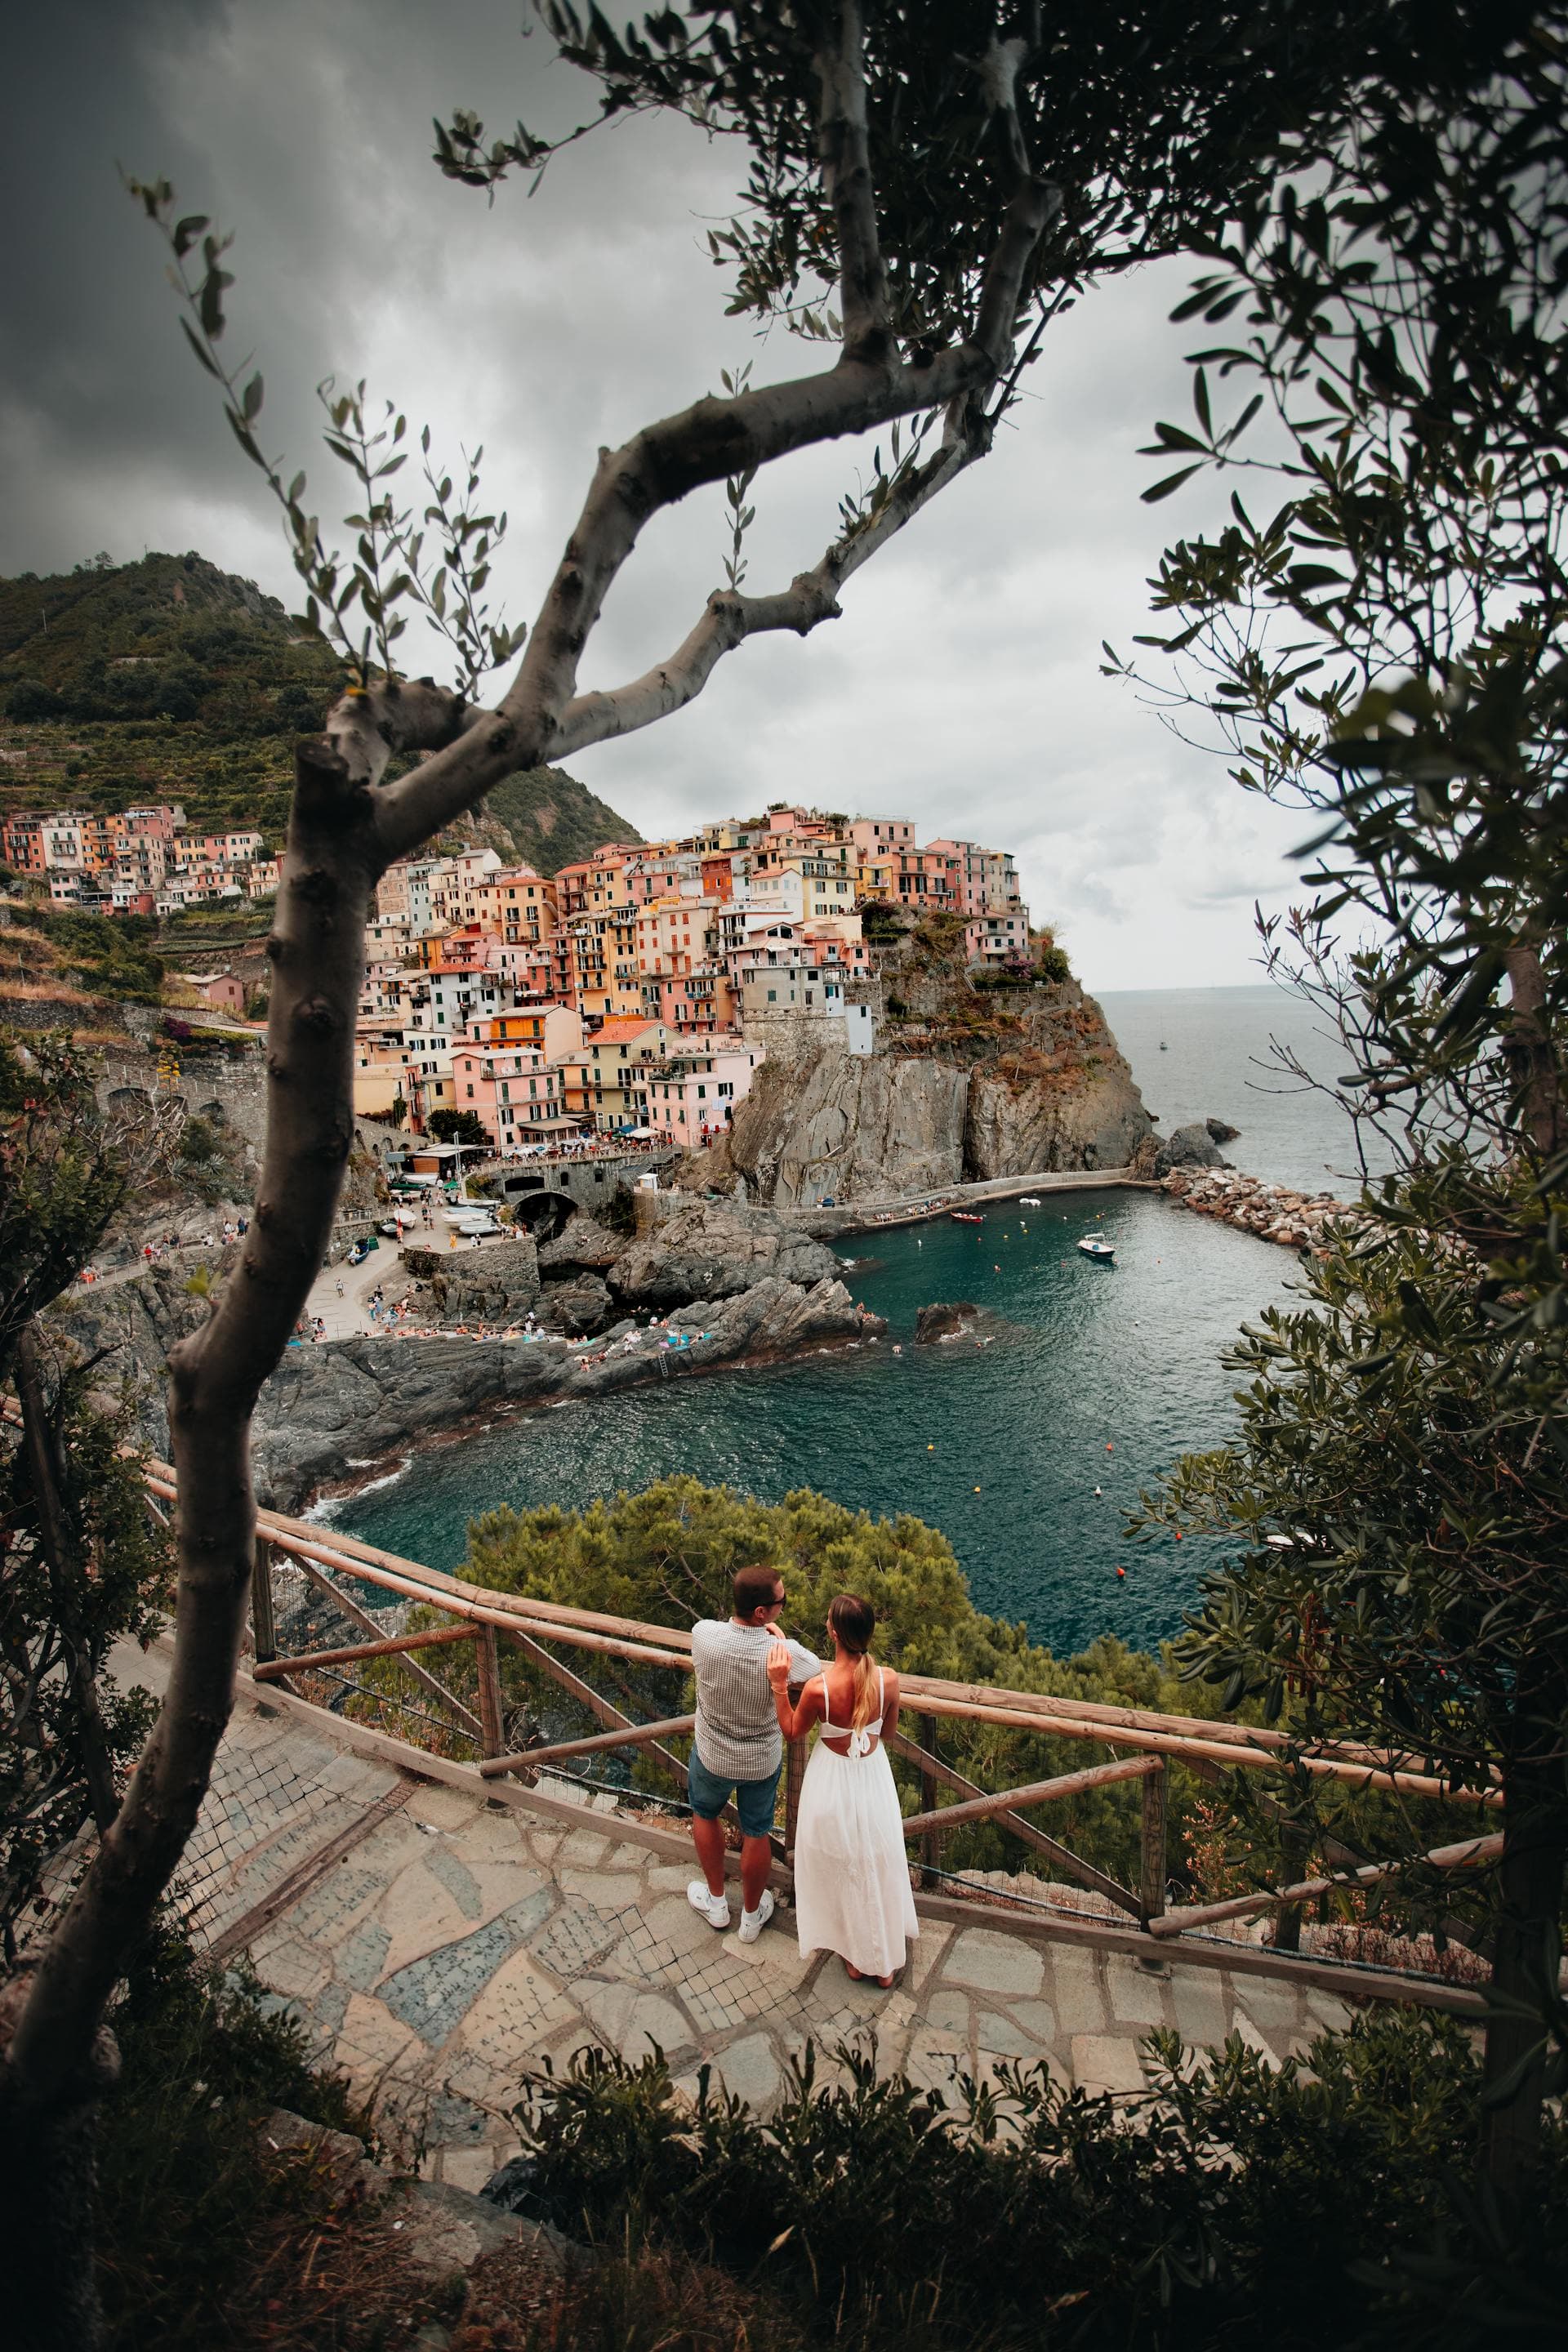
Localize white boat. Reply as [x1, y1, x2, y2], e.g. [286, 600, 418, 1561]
[1076, 1235, 1116, 1263]
[1019, 1196, 1042, 1207]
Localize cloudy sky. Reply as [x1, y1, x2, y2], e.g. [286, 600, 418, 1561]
[3, 0, 1318, 991]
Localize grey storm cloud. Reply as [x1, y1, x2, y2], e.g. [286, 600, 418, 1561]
[2, 0, 1317, 988]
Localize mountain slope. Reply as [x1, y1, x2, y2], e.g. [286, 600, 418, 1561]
[475, 764, 643, 875]
[0, 552, 639, 863]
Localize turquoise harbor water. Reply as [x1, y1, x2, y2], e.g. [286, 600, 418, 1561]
[337, 987, 1356, 1657]
[336, 1192, 1290, 1656]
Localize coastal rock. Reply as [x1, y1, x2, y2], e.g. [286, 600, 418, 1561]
[914, 1301, 980, 1344]
[537, 1273, 616, 1334]
[717, 1050, 969, 1205]
[1205, 1116, 1241, 1144]
[708, 978, 1152, 1205]
[421, 1238, 541, 1323]
[1163, 1167, 1352, 1250]
[610, 1196, 841, 1308]
[536, 1214, 628, 1273]
[1153, 1122, 1227, 1178]
[244, 1274, 880, 1511]
[55, 1258, 880, 1513]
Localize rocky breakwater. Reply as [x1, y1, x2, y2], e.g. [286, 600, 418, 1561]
[695, 917, 1154, 1206]
[54, 1198, 880, 1512]
[1163, 1166, 1352, 1250]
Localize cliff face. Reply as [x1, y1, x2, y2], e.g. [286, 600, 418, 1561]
[714, 965, 1153, 1206]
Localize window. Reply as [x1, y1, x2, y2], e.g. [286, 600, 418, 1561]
[466, 1083, 474, 1098]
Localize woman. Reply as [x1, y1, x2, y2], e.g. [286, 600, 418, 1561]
[766, 1594, 919, 1986]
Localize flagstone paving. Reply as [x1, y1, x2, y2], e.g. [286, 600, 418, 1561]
[126, 1650, 1351, 2192]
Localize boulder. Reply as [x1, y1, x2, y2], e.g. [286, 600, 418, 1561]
[537, 1273, 616, 1335]
[1153, 1121, 1227, 1178]
[611, 1196, 841, 1309]
[425, 1238, 541, 1323]
[1205, 1116, 1241, 1143]
[536, 1213, 629, 1272]
[914, 1300, 980, 1344]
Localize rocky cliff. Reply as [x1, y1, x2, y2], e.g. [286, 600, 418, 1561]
[53, 1196, 878, 1511]
[706, 928, 1153, 1205]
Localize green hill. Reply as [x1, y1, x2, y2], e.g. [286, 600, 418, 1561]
[0, 552, 639, 866]
[475, 764, 643, 874]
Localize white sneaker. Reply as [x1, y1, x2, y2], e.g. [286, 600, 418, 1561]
[737, 1888, 775, 1944]
[688, 1879, 730, 1931]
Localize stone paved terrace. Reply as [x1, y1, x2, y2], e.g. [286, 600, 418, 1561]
[116, 1640, 1365, 2192]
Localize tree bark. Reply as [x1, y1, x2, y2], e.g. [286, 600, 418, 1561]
[0, 1965, 120, 2352]
[1480, 1720, 1568, 2207]
[1503, 938, 1564, 1161]
[1, 739, 381, 2126]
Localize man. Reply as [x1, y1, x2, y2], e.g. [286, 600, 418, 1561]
[688, 1565, 822, 1942]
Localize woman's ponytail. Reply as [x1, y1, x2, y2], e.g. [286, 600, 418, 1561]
[827, 1593, 878, 1731]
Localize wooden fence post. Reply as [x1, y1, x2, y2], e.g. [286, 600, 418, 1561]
[1139, 1757, 1168, 1927]
[919, 1713, 940, 1888]
[250, 1538, 276, 1666]
[474, 1624, 505, 1762]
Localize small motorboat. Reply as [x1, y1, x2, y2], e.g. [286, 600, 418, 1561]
[950, 1210, 985, 1225]
[1077, 1235, 1116, 1263]
[1019, 1196, 1042, 1207]
[1159, 1040, 1168, 1051]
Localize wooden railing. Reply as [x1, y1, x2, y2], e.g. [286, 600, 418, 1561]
[138, 1461, 1501, 1976]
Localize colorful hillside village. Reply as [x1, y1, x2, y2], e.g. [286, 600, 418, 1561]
[354, 810, 1029, 1150]
[4, 798, 1030, 1151]
[1, 802, 280, 915]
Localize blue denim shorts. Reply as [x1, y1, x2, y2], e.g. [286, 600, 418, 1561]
[688, 1748, 781, 1840]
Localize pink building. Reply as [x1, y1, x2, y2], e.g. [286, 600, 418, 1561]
[635, 1038, 762, 1146]
[450, 1036, 572, 1146]
[965, 911, 1031, 968]
[179, 971, 247, 1016]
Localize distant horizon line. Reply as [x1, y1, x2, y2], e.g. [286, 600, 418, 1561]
[1087, 979, 1283, 996]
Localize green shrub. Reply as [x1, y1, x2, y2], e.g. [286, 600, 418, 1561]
[178, 1115, 217, 1165]
[504, 2014, 1566, 2351]
[96, 1922, 373, 2350]
[443, 1480, 1486, 1912]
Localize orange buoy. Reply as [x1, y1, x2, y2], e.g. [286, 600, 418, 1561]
[1116, 1566, 1126, 1579]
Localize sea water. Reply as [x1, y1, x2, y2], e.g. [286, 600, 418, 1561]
[337, 987, 1359, 1656]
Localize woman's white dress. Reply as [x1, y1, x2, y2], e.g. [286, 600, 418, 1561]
[792, 1668, 920, 1977]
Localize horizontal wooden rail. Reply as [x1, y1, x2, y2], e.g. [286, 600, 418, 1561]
[287, 1549, 484, 1743]
[1151, 1832, 1506, 1939]
[136, 1460, 1498, 1804]
[897, 1687, 1492, 1803]
[902, 1753, 1159, 1841]
[252, 1624, 474, 1679]
[884, 1726, 1140, 1917]
[482, 1712, 695, 1778]
[499, 1625, 697, 1806]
